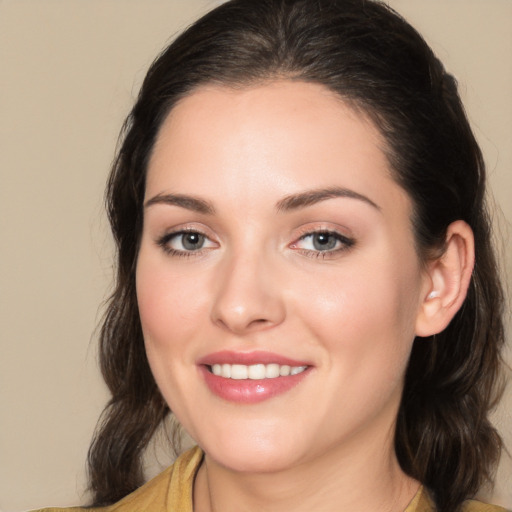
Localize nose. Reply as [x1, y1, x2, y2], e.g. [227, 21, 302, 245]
[210, 250, 286, 335]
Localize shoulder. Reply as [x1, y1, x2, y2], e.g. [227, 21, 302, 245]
[30, 446, 204, 512]
[462, 499, 509, 512]
[407, 487, 509, 512]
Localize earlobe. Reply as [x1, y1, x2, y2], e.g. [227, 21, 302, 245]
[415, 220, 475, 337]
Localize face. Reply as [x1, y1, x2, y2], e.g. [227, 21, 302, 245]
[136, 81, 429, 473]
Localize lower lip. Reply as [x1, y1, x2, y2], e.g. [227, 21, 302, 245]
[199, 366, 310, 404]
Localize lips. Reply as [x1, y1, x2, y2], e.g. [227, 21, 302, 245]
[197, 351, 311, 403]
[198, 350, 310, 366]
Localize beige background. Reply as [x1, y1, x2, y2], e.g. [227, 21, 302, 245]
[0, 1, 510, 510]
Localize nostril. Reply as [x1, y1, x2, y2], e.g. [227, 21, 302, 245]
[210, 276, 286, 333]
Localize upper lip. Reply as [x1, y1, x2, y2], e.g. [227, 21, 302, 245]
[197, 350, 311, 367]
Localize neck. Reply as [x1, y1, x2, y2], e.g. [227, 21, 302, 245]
[193, 425, 420, 512]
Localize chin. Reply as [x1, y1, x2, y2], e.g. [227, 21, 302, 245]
[209, 445, 302, 474]
[194, 422, 306, 473]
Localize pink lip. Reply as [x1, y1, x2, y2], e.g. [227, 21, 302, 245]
[197, 350, 309, 367]
[197, 351, 312, 404]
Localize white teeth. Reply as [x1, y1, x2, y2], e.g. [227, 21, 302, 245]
[279, 365, 291, 376]
[266, 363, 280, 378]
[221, 363, 231, 378]
[290, 365, 307, 375]
[231, 364, 248, 380]
[210, 363, 307, 379]
[248, 364, 266, 380]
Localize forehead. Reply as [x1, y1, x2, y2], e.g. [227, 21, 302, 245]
[150, 81, 384, 170]
[146, 80, 410, 221]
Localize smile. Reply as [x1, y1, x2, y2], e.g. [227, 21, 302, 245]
[198, 351, 312, 403]
[209, 363, 308, 379]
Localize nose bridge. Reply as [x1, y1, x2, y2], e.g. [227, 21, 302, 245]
[211, 243, 285, 334]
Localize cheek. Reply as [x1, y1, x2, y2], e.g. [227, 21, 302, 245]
[135, 253, 205, 415]
[294, 249, 421, 373]
[136, 252, 205, 356]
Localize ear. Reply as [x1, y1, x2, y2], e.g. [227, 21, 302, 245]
[415, 220, 475, 337]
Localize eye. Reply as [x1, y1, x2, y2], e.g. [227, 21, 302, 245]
[291, 230, 354, 255]
[175, 232, 207, 251]
[157, 230, 217, 256]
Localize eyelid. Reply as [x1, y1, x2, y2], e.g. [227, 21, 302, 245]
[155, 225, 219, 257]
[289, 226, 355, 257]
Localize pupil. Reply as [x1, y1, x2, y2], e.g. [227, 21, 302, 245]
[313, 233, 336, 251]
[183, 233, 204, 250]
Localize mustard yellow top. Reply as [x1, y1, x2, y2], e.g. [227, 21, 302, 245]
[33, 446, 507, 512]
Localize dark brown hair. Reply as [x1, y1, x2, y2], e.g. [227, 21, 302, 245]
[87, 1, 505, 511]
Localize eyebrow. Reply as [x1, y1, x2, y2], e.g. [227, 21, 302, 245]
[144, 186, 380, 215]
[144, 193, 215, 215]
[275, 186, 381, 212]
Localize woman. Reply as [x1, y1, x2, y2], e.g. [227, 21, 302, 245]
[35, 0, 507, 511]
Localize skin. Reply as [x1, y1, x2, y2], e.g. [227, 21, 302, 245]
[136, 81, 470, 512]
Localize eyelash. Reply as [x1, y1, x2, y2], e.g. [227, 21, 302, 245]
[156, 228, 215, 258]
[291, 230, 355, 259]
[155, 228, 355, 259]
